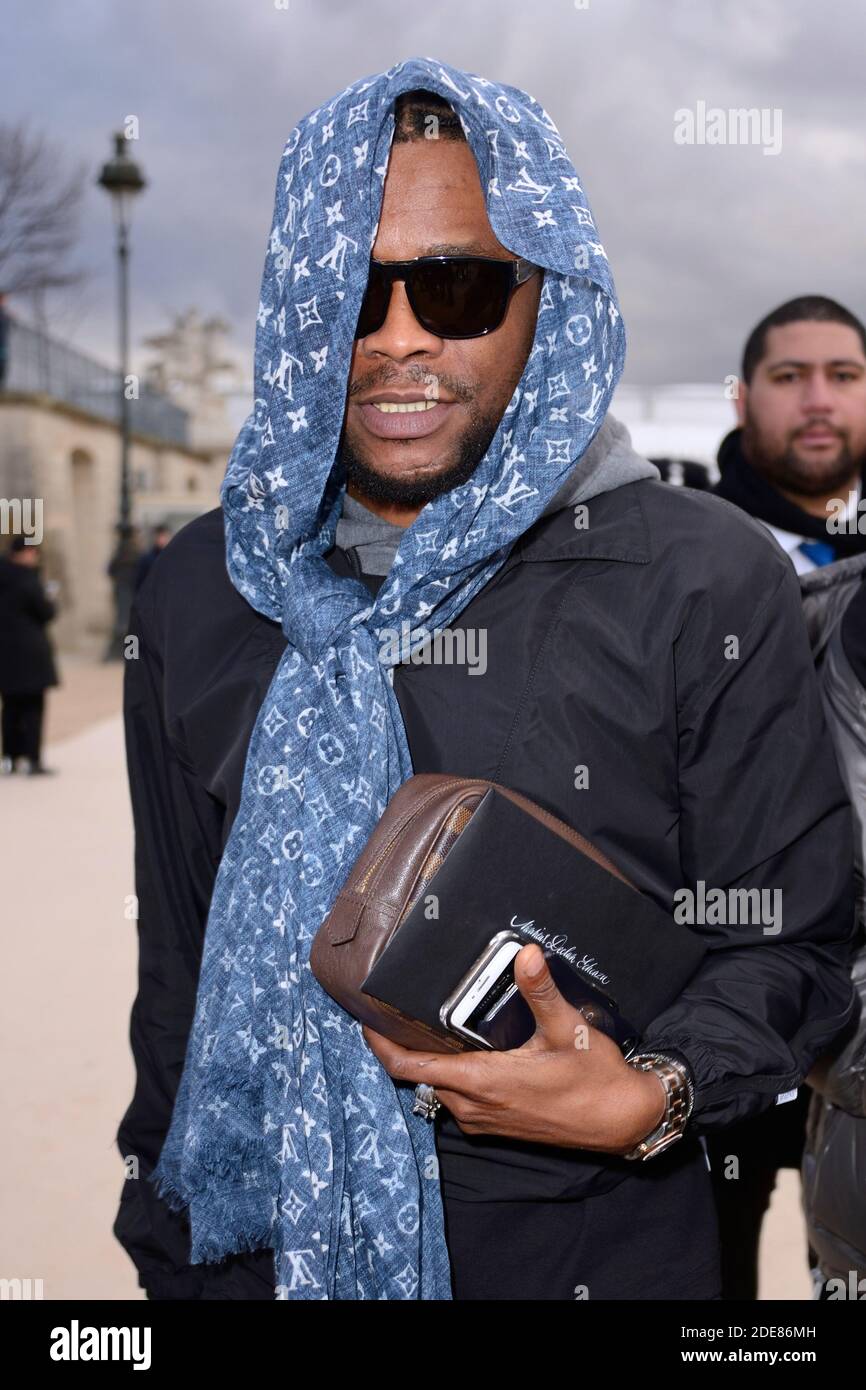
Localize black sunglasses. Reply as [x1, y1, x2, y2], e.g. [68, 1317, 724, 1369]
[355, 254, 541, 340]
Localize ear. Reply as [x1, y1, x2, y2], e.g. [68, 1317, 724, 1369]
[734, 379, 748, 427]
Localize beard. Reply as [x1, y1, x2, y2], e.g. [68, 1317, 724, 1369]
[337, 401, 503, 509]
[741, 415, 863, 498]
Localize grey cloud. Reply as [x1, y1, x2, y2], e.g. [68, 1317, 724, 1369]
[2, 0, 864, 390]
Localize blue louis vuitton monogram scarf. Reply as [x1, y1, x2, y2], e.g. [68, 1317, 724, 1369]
[151, 56, 626, 1300]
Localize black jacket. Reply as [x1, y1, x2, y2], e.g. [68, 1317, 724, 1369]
[0, 557, 58, 693]
[799, 556, 866, 1281]
[114, 479, 857, 1298]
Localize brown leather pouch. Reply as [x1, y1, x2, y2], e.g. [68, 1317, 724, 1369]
[310, 772, 630, 1054]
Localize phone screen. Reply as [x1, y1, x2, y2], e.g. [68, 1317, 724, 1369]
[450, 942, 638, 1053]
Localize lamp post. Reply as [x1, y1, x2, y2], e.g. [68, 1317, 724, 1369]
[97, 132, 146, 660]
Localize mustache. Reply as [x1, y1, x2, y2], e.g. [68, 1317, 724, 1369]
[793, 421, 845, 439]
[347, 365, 475, 406]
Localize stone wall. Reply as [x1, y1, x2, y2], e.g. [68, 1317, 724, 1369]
[0, 394, 224, 654]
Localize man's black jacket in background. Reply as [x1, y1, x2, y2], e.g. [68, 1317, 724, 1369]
[708, 426, 866, 1298]
[114, 478, 856, 1299]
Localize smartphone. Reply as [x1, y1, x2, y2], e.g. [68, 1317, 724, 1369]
[439, 930, 639, 1054]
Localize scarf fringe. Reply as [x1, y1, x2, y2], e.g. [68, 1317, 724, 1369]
[150, 1160, 278, 1268]
[149, 1065, 283, 1268]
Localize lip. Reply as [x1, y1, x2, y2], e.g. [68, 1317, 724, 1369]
[798, 429, 838, 444]
[358, 399, 456, 439]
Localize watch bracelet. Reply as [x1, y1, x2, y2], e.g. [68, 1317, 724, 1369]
[623, 1051, 694, 1158]
[646, 1049, 696, 1122]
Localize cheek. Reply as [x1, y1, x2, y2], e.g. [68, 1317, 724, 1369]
[465, 347, 515, 416]
[843, 388, 866, 430]
[467, 325, 534, 407]
[753, 393, 796, 441]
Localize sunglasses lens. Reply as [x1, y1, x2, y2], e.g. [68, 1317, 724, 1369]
[354, 258, 522, 339]
[412, 260, 511, 336]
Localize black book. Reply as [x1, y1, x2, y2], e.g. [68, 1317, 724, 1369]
[362, 785, 707, 1046]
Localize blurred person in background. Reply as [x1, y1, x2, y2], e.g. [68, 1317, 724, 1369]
[715, 296, 866, 573]
[134, 522, 172, 593]
[709, 296, 866, 1299]
[0, 536, 59, 775]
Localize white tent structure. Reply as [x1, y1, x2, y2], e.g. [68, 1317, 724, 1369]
[612, 384, 739, 483]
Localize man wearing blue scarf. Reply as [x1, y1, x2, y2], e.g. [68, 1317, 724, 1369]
[115, 59, 856, 1300]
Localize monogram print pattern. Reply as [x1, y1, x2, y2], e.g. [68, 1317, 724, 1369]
[151, 56, 626, 1300]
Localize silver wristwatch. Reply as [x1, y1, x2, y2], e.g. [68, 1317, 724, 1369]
[622, 1051, 695, 1161]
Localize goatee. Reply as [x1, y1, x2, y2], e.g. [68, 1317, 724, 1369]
[741, 419, 862, 498]
[338, 412, 502, 509]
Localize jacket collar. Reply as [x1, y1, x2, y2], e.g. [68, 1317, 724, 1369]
[326, 477, 654, 588]
[502, 477, 653, 570]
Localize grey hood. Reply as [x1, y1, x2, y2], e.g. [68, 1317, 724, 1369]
[539, 410, 659, 515]
[337, 411, 659, 575]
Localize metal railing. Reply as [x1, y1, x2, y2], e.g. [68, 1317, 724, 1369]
[1, 318, 190, 447]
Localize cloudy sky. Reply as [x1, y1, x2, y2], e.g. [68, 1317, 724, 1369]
[3, 0, 865, 391]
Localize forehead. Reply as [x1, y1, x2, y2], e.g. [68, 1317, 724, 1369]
[372, 139, 508, 260]
[762, 320, 866, 366]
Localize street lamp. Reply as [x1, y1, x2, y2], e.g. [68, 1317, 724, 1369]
[97, 132, 146, 660]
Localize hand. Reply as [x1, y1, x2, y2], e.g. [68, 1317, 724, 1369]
[362, 943, 666, 1154]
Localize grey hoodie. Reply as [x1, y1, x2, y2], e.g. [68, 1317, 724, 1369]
[335, 412, 659, 576]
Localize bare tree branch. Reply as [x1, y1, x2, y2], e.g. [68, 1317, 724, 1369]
[0, 121, 86, 296]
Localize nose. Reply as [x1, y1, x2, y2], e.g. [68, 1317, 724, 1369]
[800, 370, 835, 415]
[358, 279, 444, 362]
